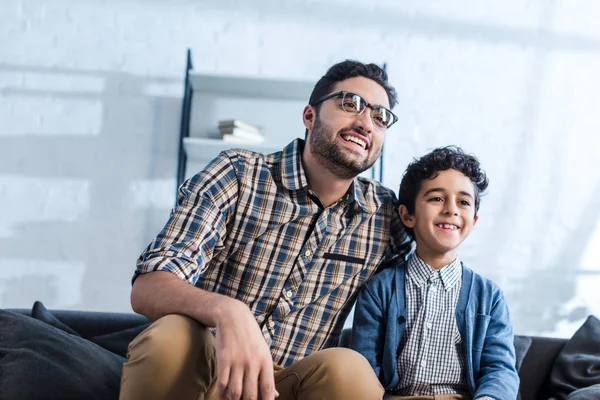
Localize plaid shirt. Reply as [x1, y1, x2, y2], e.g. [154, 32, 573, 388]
[135, 139, 412, 367]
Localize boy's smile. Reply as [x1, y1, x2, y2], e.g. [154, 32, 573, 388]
[400, 169, 479, 269]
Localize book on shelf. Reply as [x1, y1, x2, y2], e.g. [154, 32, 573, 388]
[218, 119, 261, 134]
[222, 132, 265, 144]
[217, 119, 264, 143]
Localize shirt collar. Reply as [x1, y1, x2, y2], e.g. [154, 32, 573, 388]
[407, 254, 462, 291]
[280, 139, 309, 191]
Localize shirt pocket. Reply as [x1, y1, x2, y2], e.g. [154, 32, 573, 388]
[473, 313, 491, 352]
[311, 252, 366, 288]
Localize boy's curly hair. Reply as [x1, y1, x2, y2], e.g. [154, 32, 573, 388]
[398, 146, 489, 218]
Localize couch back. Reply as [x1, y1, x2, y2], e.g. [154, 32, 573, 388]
[519, 336, 567, 400]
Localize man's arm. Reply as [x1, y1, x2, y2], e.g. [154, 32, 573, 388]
[474, 291, 519, 400]
[131, 152, 278, 400]
[131, 272, 277, 400]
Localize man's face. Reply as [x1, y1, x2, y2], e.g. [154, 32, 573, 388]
[305, 76, 390, 179]
[400, 169, 479, 265]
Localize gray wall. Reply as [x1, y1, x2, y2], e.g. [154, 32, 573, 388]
[1, 0, 599, 338]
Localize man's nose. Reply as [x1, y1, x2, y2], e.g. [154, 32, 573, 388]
[355, 109, 374, 134]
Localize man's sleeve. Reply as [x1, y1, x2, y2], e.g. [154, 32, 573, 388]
[384, 207, 414, 268]
[475, 290, 520, 400]
[134, 152, 239, 285]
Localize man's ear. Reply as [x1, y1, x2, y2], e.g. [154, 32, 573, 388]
[303, 105, 315, 132]
[399, 204, 416, 228]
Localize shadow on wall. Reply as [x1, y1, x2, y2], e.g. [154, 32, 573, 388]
[0, 63, 183, 311]
[506, 182, 600, 336]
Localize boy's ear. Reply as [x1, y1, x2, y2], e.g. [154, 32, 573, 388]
[473, 214, 479, 227]
[303, 105, 315, 131]
[399, 205, 416, 228]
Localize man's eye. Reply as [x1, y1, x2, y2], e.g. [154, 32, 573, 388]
[428, 197, 443, 202]
[343, 101, 358, 109]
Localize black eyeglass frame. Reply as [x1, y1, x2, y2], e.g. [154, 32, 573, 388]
[311, 91, 398, 129]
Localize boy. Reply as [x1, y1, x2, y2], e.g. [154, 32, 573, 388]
[351, 146, 519, 400]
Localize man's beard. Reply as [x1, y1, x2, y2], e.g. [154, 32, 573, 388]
[308, 116, 380, 180]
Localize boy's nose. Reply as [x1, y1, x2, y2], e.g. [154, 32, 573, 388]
[443, 204, 459, 215]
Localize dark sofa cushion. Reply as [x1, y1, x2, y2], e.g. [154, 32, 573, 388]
[550, 315, 600, 399]
[31, 301, 81, 336]
[27, 301, 150, 358]
[567, 384, 600, 399]
[0, 309, 124, 400]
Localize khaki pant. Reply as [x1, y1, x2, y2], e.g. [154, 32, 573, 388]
[119, 314, 384, 400]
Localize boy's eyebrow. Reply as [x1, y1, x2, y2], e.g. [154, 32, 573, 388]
[423, 188, 474, 199]
[423, 188, 445, 197]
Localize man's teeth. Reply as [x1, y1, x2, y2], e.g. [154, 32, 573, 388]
[343, 135, 366, 149]
[437, 223, 458, 230]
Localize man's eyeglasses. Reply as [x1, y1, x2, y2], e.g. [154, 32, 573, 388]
[311, 91, 398, 129]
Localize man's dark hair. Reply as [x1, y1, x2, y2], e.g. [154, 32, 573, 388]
[398, 146, 489, 221]
[304, 60, 397, 138]
[309, 60, 398, 110]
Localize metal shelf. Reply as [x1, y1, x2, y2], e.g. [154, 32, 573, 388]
[189, 73, 314, 100]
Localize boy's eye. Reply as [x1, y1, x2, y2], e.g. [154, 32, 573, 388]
[459, 200, 471, 206]
[428, 197, 443, 202]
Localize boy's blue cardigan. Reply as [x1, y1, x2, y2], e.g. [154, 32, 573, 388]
[350, 261, 519, 400]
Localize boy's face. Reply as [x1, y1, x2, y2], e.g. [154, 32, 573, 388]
[399, 169, 479, 266]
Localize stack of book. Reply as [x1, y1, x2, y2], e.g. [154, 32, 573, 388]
[218, 119, 264, 144]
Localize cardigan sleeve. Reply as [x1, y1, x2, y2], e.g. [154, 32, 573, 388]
[350, 283, 387, 383]
[474, 290, 519, 400]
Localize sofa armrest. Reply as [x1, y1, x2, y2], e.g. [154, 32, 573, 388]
[519, 336, 567, 400]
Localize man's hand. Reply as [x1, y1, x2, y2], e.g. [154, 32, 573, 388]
[215, 298, 279, 400]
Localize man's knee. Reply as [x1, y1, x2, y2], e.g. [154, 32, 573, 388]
[121, 315, 216, 400]
[312, 348, 383, 397]
[127, 314, 215, 363]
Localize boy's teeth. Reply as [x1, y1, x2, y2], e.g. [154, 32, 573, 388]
[438, 223, 457, 230]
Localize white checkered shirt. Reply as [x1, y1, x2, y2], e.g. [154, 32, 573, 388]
[394, 255, 468, 395]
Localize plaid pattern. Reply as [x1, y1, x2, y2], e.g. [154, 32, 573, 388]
[394, 255, 468, 396]
[135, 139, 412, 367]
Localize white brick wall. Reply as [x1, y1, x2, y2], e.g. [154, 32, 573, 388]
[1, 0, 599, 338]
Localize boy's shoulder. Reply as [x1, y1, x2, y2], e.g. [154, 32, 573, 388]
[362, 262, 405, 294]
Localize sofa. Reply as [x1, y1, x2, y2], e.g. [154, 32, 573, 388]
[1, 303, 599, 400]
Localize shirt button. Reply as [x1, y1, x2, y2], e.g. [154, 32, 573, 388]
[420, 360, 427, 368]
[430, 286, 437, 293]
[285, 290, 294, 299]
[304, 249, 312, 257]
[426, 322, 433, 329]
[268, 320, 275, 329]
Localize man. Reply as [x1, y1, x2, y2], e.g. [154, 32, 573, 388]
[120, 60, 412, 400]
